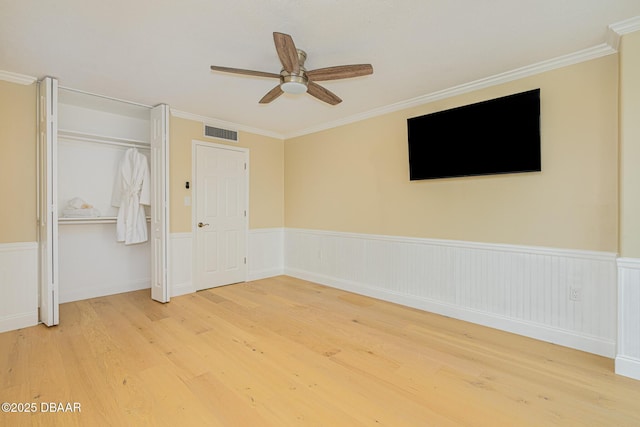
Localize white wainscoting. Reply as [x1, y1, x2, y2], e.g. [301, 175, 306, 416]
[170, 232, 194, 297]
[0, 242, 38, 332]
[58, 223, 151, 303]
[616, 258, 640, 380]
[169, 228, 284, 297]
[284, 228, 618, 357]
[248, 228, 284, 281]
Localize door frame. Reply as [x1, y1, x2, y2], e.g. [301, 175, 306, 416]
[191, 139, 249, 289]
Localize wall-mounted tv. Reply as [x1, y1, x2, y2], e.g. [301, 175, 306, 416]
[407, 88, 541, 180]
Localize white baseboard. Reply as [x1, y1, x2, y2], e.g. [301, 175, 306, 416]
[248, 268, 285, 282]
[170, 233, 194, 297]
[0, 242, 38, 332]
[60, 279, 150, 304]
[169, 228, 284, 295]
[171, 281, 194, 298]
[285, 267, 615, 357]
[615, 356, 640, 381]
[58, 224, 151, 304]
[617, 257, 640, 380]
[285, 228, 618, 358]
[0, 311, 39, 334]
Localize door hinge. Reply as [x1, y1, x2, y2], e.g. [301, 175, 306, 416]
[244, 257, 247, 264]
[244, 210, 247, 217]
[244, 163, 247, 170]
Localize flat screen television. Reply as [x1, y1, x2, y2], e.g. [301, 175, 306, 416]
[407, 88, 541, 180]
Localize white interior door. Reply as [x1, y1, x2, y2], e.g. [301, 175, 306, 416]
[194, 142, 248, 290]
[38, 77, 59, 326]
[150, 104, 170, 302]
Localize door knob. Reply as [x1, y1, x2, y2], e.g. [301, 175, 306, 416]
[197, 222, 209, 228]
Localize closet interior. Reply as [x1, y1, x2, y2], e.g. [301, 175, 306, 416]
[57, 88, 153, 303]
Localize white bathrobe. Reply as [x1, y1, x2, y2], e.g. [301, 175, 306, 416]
[112, 148, 150, 245]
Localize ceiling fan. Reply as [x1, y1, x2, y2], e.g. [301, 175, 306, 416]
[210, 32, 373, 105]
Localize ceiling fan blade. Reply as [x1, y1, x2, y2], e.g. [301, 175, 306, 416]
[273, 32, 300, 74]
[306, 64, 373, 82]
[259, 85, 284, 104]
[307, 82, 342, 105]
[210, 65, 280, 79]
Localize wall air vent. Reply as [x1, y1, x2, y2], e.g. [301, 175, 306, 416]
[204, 124, 238, 142]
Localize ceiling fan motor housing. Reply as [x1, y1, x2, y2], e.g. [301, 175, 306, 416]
[280, 49, 308, 93]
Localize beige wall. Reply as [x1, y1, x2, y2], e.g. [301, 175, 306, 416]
[0, 51, 625, 254]
[285, 55, 619, 252]
[619, 31, 640, 258]
[169, 115, 284, 232]
[0, 80, 36, 244]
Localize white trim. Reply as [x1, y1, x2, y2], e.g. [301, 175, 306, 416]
[170, 42, 616, 140]
[284, 228, 618, 357]
[169, 229, 284, 295]
[59, 279, 150, 304]
[609, 16, 640, 36]
[171, 36, 626, 140]
[616, 257, 640, 380]
[0, 312, 39, 334]
[0, 70, 37, 85]
[0, 241, 38, 252]
[617, 257, 640, 270]
[615, 356, 640, 381]
[284, 43, 616, 138]
[606, 16, 640, 50]
[171, 282, 194, 298]
[169, 233, 194, 297]
[172, 109, 284, 140]
[248, 228, 284, 281]
[248, 268, 284, 282]
[0, 242, 38, 333]
[286, 267, 615, 357]
[249, 227, 283, 234]
[287, 227, 618, 262]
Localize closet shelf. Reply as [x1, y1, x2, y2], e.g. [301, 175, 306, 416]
[58, 129, 150, 149]
[59, 216, 151, 225]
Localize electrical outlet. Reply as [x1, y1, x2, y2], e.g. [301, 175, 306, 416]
[569, 287, 581, 301]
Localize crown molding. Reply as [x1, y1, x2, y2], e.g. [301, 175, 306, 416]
[172, 16, 636, 142]
[284, 43, 616, 139]
[170, 108, 284, 140]
[607, 16, 640, 50]
[610, 16, 640, 36]
[0, 70, 37, 85]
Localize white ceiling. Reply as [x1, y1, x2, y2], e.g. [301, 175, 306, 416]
[1, 1, 639, 138]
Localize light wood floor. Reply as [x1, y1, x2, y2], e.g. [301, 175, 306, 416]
[1, 276, 640, 426]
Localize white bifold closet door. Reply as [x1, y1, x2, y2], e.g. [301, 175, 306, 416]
[38, 77, 59, 326]
[37, 77, 170, 327]
[150, 104, 169, 303]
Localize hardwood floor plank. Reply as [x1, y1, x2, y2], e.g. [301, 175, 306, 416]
[1, 275, 640, 426]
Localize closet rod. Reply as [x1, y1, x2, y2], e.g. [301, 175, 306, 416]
[59, 85, 153, 109]
[59, 132, 151, 150]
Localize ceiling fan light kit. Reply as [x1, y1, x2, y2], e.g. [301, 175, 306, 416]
[281, 66, 308, 94]
[210, 32, 373, 105]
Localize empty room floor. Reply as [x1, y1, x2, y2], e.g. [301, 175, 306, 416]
[1, 275, 640, 426]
